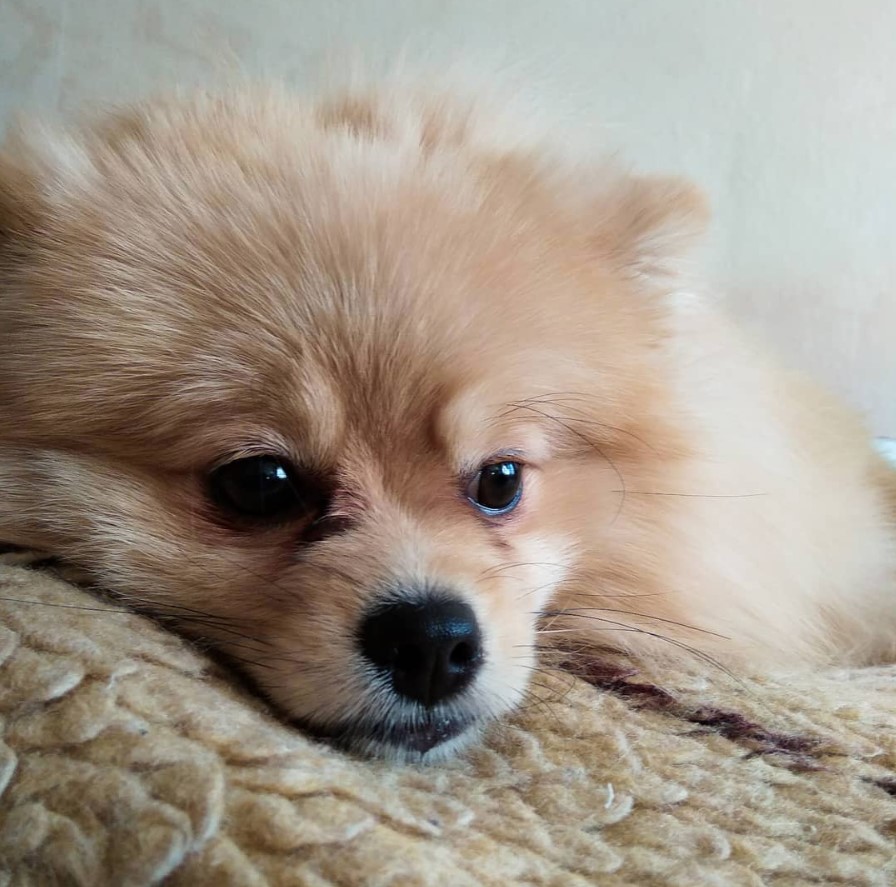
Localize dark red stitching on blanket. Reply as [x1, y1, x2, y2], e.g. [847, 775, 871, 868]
[563, 657, 827, 772]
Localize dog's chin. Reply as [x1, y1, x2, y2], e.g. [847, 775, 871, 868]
[301, 711, 486, 764]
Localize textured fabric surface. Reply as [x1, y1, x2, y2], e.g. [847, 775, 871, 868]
[0, 558, 894, 886]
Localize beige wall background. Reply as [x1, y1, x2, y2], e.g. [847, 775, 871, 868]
[1, 0, 894, 433]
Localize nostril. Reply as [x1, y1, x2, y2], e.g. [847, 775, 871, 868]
[449, 640, 478, 667]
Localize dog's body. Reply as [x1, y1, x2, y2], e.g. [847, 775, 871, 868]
[0, 87, 893, 759]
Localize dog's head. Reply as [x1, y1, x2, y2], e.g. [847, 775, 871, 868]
[0, 89, 705, 759]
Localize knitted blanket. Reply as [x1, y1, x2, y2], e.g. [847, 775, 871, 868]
[0, 558, 894, 886]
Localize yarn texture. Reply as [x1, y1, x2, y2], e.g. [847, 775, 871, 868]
[0, 558, 894, 886]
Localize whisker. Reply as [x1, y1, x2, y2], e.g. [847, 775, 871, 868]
[514, 579, 567, 603]
[0, 595, 133, 615]
[559, 588, 679, 600]
[220, 651, 279, 671]
[505, 401, 628, 525]
[530, 627, 647, 635]
[537, 610, 741, 683]
[541, 606, 730, 640]
[479, 560, 568, 581]
[611, 491, 767, 499]
[500, 393, 660, 456]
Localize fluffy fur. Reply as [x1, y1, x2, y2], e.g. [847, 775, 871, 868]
[0, 86, 894, 760]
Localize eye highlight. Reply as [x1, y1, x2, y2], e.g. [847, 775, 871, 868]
[467, 461, 523, 515]
[208, 455, 324, 523]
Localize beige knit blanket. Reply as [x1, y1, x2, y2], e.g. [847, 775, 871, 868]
[0, 558, 894, 886]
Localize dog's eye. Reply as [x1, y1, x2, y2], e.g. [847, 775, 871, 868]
[209, 456, 320, 522]
[468, 461, 523, 515]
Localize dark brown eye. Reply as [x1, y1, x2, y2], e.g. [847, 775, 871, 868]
[209, 456, 322, 522]
[468, 462, 523, 515]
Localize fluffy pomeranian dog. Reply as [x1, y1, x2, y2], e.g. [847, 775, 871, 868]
[0, 86, 894, 761]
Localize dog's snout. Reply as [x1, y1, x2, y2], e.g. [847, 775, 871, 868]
[359, 597, 483, 707]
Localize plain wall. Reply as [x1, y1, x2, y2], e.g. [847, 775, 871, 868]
[1, 0, 894, 433]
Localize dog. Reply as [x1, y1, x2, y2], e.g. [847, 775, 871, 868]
[0, 86, 894, 761]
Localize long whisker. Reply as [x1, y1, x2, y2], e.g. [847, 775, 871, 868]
[499, 394, 767, 499]
[479, 560, 568, 581]
[538, 610, 741, 683]
[504, 401, 628, 525]
[559, 587, 680, 600]
[541, 606, 730, 640]
[499, 394, 660, 456]
[612, 491, 767, 499]
[0, 594, 132, 615]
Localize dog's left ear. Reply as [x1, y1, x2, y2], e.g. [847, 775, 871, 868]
[593, 174, 709, 285]
[0, 158, 38, 286]
[0, 127, 61, 257]
[0, 153, 30, 253]
[0, 119, 97, 243]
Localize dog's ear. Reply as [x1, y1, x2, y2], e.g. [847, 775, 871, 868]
[593, 174, 709, 285]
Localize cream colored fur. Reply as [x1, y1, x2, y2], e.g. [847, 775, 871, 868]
[0, 85, 893, 760]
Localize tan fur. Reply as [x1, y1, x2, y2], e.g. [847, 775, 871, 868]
[0, 86, 893, 760]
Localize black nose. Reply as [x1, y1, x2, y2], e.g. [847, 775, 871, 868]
[358, 596, 483, 707]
